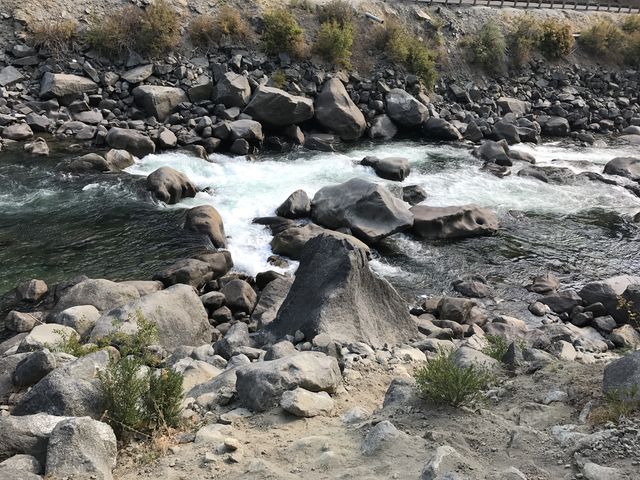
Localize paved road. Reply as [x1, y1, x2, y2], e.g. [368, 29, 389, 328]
[415, 0, 640, 13]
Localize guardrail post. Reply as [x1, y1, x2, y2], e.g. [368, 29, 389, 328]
[550, 0, 554, 8]
[586, 0, 590, 10]
[574, 0, 578, 10]
[459, 0, 463, 6]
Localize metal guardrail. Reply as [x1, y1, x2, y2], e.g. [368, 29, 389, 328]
[416, 0, 640, 13]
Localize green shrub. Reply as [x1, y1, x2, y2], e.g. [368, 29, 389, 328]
[318, 0, 354, 26]
[414, 350, 493, 407]
[539, 18, 574, 59]
[270, 70, 287, 88]
[262, 9, 306, 58]
[107, 310, 159, 363]
[580, 19, 625, 57]
[143, 369, 183, 429]
[468, 22, 507, 73]
[378, 21, 437, 89]
[509, 14, 542, 65]
[28, 19, 78, 57]
[482, 335, 509, 362]
[315, 20, 354, 67]
[50, 330, 101, 357]
[624, 32, 640, 67]
[86, 1, 180, 58]
[621, 14, 640, 33]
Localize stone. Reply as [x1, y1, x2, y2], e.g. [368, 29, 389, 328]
[602, 350, 640, 400]
[608, 324, 640, 349]
[315, 78, 366, 140]
[476, 140, 510, 163]
[603, 157, 640, 181]
[2, 123, 33, 141]
[105, 127, 156, 157]
[24, 137, 49, 156]
[153, 258, 214, 288]
[0, 454, 41, 474]
[56, 305, 101, 339]
[0, 413, 70, 463]
[244, 86, 313, 127]
[13, 351, 110, 418]
[54, 278, 140, 314]
[172, 358, 221, 393]
[451, 346, 499, 371]
[528, 273, 560, 294]
[15, 279, 48, 303]
[497, 97, 530, 116]
[492, 121, 521, 144]
[550, 340, 577, 361]
[361, 156, 411, 182]
[539, 290, 582, 314]
[58, 153, 110, 173]
[403, 185, 428, 205]
[268, 235, 418, 347]
[121, 64, 153, 83]
[361, 420, 399, 456]
[157, 127, 178, 148]
[229, 119, 263, 143]
[542, 116, 570, 136]
[579, 275, 640, 317]
[132, 86, 188, 122]
[146, 166, 197, 204]
[368, 114, 398, 140]
[90, 284, 210, 350]
[40, 73, 98, 102]
[235, 352, 341, 411]
[422, 117, 463, 141]
[215, 322, 253, 359]
[18, 324, 78, 352]
[221, 279, 257, 314]
[421, 445, 469, 480]
[5, 311, 38, 333]
[194, 251, 234, 278]
[410, 204, 499, 239]
[304, 133, 339, 151]
[280, 387, 335, 417]
[214, 72, 251, 108]
[276, 190, 311, 219]
[251, 276, 293, 328]
[105, 149, 135, 171]
[13, 350, 57, 387]
[264, 340, 297, 360]
[385, 89, 428, 127]
[0, 66, 24, 87]
[582, 462, 623, 480]
[311, 178, 413, 244]
[341, 406, 371, 424]
[185, 205, 227, 248]
[45, 417, 117, 480]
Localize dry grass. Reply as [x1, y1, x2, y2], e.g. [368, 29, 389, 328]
[262, 8, 307, 58]
[28, 19, 78, 57]
[188, 7, 251, 50]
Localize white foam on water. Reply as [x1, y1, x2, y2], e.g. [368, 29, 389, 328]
[125, 142, 640, 276]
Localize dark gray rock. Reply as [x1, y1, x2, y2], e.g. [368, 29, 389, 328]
[220, 279, 257, 314]
[153, 258, 214, 288]
[132, 86, 188, 121]
[40, 73, 98, 102]
[105, 127, 155, 157]
[214, 322, 253, 359]
[270, 222, 369, 260]
[368, 114, 398, 140]
[214, 72, 251, 108]
[13, 350, 57, 388]
[402, 185, 427, 205]
[251, 276, 294, 328]
[603, 351, 640, 401]
[410, 204, 499, 239]
[539, 290, 582, 314]
[361, 156, 411, 182]
[276, 190, 311, 219]
[528, 273, 560, 294]
[603, 157, 640, 182]
[244, 86, 313, 127]
[315, 78, 366, 140]
[385, 89, 428, 127]
[422, 117, 462, 141]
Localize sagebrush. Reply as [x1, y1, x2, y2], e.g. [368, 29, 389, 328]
[539, 18, 574, 59]
[509, 15, 542, 65]
[482, 335, 509, 362]
[580, 19, 625, 57]
[189, 7, 250, 50]
[318, 0, 354, 26]
[315, 20, 354, 67]
[28, 19, 78, 57]
[262, 9, 306, 58]
[589, 386, 640, 424]
[467, 22, 506, 73]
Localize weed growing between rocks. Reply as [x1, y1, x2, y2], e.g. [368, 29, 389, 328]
[621, 14, 640, 33]
[538, 18, 574, 60]
[51, 329, 101, 357]
[483, 335, 510, 362]
[590, 386, 640, 425]
[414, 350, 494, 407]
[188, 7, 251, 51]
[508, 14, 542, 66]
[28, 19, 78, 58]
[262, 9, 307, 58]
[466, 22, 507, 74]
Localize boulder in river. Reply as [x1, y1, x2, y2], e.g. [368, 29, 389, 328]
[368, 114, 398, 140]
[361, 156, 411, 182]
[184, 205, 227, 249]
[314, 78, 366, 140]
[153, 258, 216, 288]
[267, 235, 418, 347]
[275, 190, 311, 219]
[132, 86, 188, 122]
[410, 204, 499, 239]
[579, 275, 640, 317]
[2, 123, 33, 141]
[422, 118, 463, 141]
[105, 127, 155, 157]
[385, 88, 428, 127]
[603, 157, 640, 182]
[243, 86, 314, 127]
[146, 166, 197, 204]
[311, 178, 413, 244]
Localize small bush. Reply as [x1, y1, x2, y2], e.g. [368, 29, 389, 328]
[262, 9, 306, 58]
[621, 14, 640, 33]
[539, 18, 574, 60]
[188, 15, 218, 49]
[143, 369, 183, 430]
[50, 330, 101, 357]
[28, 19, 78, 57]
[189, 6, 250, 49]
[270, 70, 287, 88]
[483, 335, 509, 362]
[624, 32, 640, 67]
[467, 22, 507, 73]
[315, 20, 354, 67]
[580, 19, 625, 57]
[509, 15, 542, 65]
[107, 310, 160, 363]
[378, 21, 437, 89]
[589, 386, 640, 424]
[318, 0, 354, 26]
[414, 350, 493, 407]
[137, 0, 181, 57]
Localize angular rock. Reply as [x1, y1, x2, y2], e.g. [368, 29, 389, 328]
[0, 66, 24, 87]
[214, 322, 253, 359]
[132, 85, 188, 122]
[153, 258, 213, 288]
[311, 178, 413, 244]
[276, 190, 311, 219]
[16, 279, 48, 303]
[0, 413, 70, 463]
[281, 388, 334, 417]
[361, 420, 399, 456]
[244, 86, 313, 127]
[603, 350, 640, 400]
[497, 97, 530, 116]
[105, 127, 156, 157]
[385, 89, 428, 127]
[315, 78, 366, 140]
[229, 119, 263, 143]
[268, 235, 418, 347]
[410, 204, 498, 239]
[422, 117, 462, 141]
[40, 73, 98, 102]
[24, 137, 49, 156]
[13, 349, 57, 388]
[361, 156, 411, 182]
[146, 166, 197, 204]
[542, 116, 570, 136]
[54, 278, 140, 314]
[105, 149, 135, 171]
[214, 72, 251, 108]
[121, 64, 153, 84]
[185, 205, 227, 248]
[251, 276, 294, 328]
[220, 279, 257, 314]
[608, 325, 640, 349]
[579, 275, 640, 316]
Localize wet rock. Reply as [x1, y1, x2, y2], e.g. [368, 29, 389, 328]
[315, 78, 366, 140]
[476, 140, 510, 163]
[229, 119, 263, 144]
[497, 97, 530, 116]
[410, 204, 498, 239]
[311, 178, 413, 244]
[385, 89, 428, 127]
[268, 235, 418, 347]
[368, 114, 398, 140]
[2, 123, 33, 141]
[579, 275, 640, 317]
[146, 166, 197, 204]
[24, 137, 49, 156]
[275, 190, 311, 219]
[221, 279, 257, 314]
[105, 127, 155, 157]
[452, 276, 490, 298]
[244, 86, 314, 127]
[185, 205, 227, 248]
[235, 351, 341, 411]
[280, 387, 334, 417]
[528, 273, 560, 294]
[90, 284, 210, 350]
[361, 156, 411, 182]
[402, 185, 427, 205]
[0, 454, 41, 475]
[45, 417, 117, 480]
[542, 116, 570, 136]
[422, 117, 462, 141]
[603, 157, 640, 181]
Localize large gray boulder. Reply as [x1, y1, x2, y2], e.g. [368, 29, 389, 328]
[132, 86, 188, 122]
[276, 190, 311, 219]
[90, 284, 210, 350]
[105, 127, 156, 157]
[220, 279, 257, 314]
[603, 157, 640, 182]
[0, 413, 69, 463]
[410, 204, 499, 239]
[45, 417, 117, 480]
[39, 73, 98, 102]
[314, 78, 366, 140]
[12, 351, 110, 418]
[0, 66, 24, 87]
[542, 116, 570, 136]
[184, 205, 227, 248]
[251, 276, 294, 328]
[268, 235, 418, 347]
[361, 156, 410, 182]
[311, 178, 414, 244]
[422, 118, 463, 141]
[2, 124, 33, 141]
[53, 279, 140, 315]
[368, 114, 398, 140]
[229, 119, 263, 143]
[214, 72, 251, 108]
[497, 97, 530, 115]
[385, 89, 428, 127]
[153, 258, 215, 288]
[579, 275, 640, 317]
[244, 86, 314, 127]
[235, 352, 342, 411]
[13, 350, 57, 387]
[146, 166, 197, 204]
[603, 351, 640, 401]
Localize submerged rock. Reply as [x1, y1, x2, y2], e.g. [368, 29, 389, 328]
[184, 205, 227, 249]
